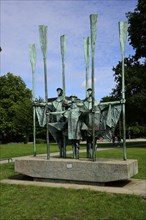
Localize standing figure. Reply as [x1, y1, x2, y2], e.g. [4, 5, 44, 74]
[52, 88, 65, 122]
[83, 88, 97, 158]
[49, 88, 67, 158]
[64, 95, 82, 159]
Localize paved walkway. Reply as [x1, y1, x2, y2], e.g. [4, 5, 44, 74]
[1, 178, 146, 198]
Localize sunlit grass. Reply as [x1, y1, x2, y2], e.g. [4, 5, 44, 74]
[0, 183, 145, 220]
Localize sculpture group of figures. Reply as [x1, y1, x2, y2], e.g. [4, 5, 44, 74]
[34, 88, 122, 159]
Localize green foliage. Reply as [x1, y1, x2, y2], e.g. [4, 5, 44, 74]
[102, 1, 146, 130]
[112, 58, 146, 125]
[130, 125, 146, 138]
[36, 138, 46, 144]
[126, 0, 146, 60]
[0, 73, 33, 143]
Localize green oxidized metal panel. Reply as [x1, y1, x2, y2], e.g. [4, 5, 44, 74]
[119, 22, 128, 58]
[29, 44, 36, 74]
[39, 25, 48, 58]
[90, 14, 98, 54]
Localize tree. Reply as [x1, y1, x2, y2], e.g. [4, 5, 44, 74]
[126, 0, 146, 60]
[101, 0, 146, 136]
[0, 73, 33, 143]
[112, 57, 146, 125]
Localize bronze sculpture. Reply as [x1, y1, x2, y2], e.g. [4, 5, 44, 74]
[30, 14, 128, 161]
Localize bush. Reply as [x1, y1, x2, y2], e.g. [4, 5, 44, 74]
[130, 125, 146, 138]
[36, 138, 46, 144]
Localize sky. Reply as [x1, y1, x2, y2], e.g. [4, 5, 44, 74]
[1, 0, 137, 100]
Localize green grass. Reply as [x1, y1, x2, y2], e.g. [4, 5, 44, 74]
[0, 163, 16, 180]
[0, 143, 146, 180]
[0, 183, 145, 220]
[0, 143, 58, 158]
[0, 143, 146, 220]
[0, 143, 73, 159]
[0, 141, 145, 159]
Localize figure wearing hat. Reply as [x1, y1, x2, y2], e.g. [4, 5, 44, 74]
[82, 88, 100, 158]
[52, 88, 65, 121]
[64, 95, 82, 159]
[48, 88, 67, 158]
[83, 88, 92, 110]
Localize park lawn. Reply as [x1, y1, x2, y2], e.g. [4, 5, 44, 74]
[0, 144, 145, 220]
[0, 183, 145, 220]
[0, 143, 73, 159]
[0, 143, 58, 158]
[0, 147, 145, 180]
[0, 141, 145, 159]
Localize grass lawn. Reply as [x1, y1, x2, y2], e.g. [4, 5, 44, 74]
[0, 141, 145, 158]
[0, 183, 146, 220]
[0, 142, 146, 180]
[0, 143, 59, 158]
[0, 142, 146, 220]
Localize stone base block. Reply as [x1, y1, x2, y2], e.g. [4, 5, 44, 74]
[15, 156, 138, 183]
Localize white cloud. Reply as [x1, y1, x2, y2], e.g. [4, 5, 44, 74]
[81, 77, 97, 89]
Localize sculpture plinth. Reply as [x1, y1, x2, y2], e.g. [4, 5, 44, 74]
[15, 156, 138, 183]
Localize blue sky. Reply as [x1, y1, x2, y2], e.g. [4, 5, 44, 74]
[1, 0, 137, 100]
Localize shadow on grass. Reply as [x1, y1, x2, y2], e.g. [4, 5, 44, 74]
[9, 174, 33, 181]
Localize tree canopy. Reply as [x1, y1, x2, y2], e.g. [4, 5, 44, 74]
[126, 0, 146, 60]
[102, 0, 146, 137]
[112, 57, 146, 125]
[0, 73, 33, 143]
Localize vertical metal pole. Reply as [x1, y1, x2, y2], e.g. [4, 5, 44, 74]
[33, 106, 36, 156]
[90, 14, 98, 161]
[84, 37, 90, 97]
[122, 58, 127, 160]
[44, 57, 50, 159]
[60, 35, 66, 158]
[91, 55, 96, 161]
[39, 25, 50, 159]
[60, 35, 66, 96]
[84, 37, 90, 157]
[29, 44, 36, 157]
[119, 21, 128, 160]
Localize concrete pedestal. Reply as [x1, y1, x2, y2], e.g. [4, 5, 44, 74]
[15, 156, 138, 183]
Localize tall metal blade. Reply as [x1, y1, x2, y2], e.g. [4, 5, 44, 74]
[29, 44, 36, 157]
[29, 44, 36, 100]
[39, 25, 50, 159]
[119, 22, 128, 59]
[90, 14, 98, 56]
[119, 21, 128, 161]
[39, 25, 48, 59]
[90, 14, 98, 161]
[84, 37, 90, 97]
[90, 14, 98, 102]
[60, 35, 66, 97]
